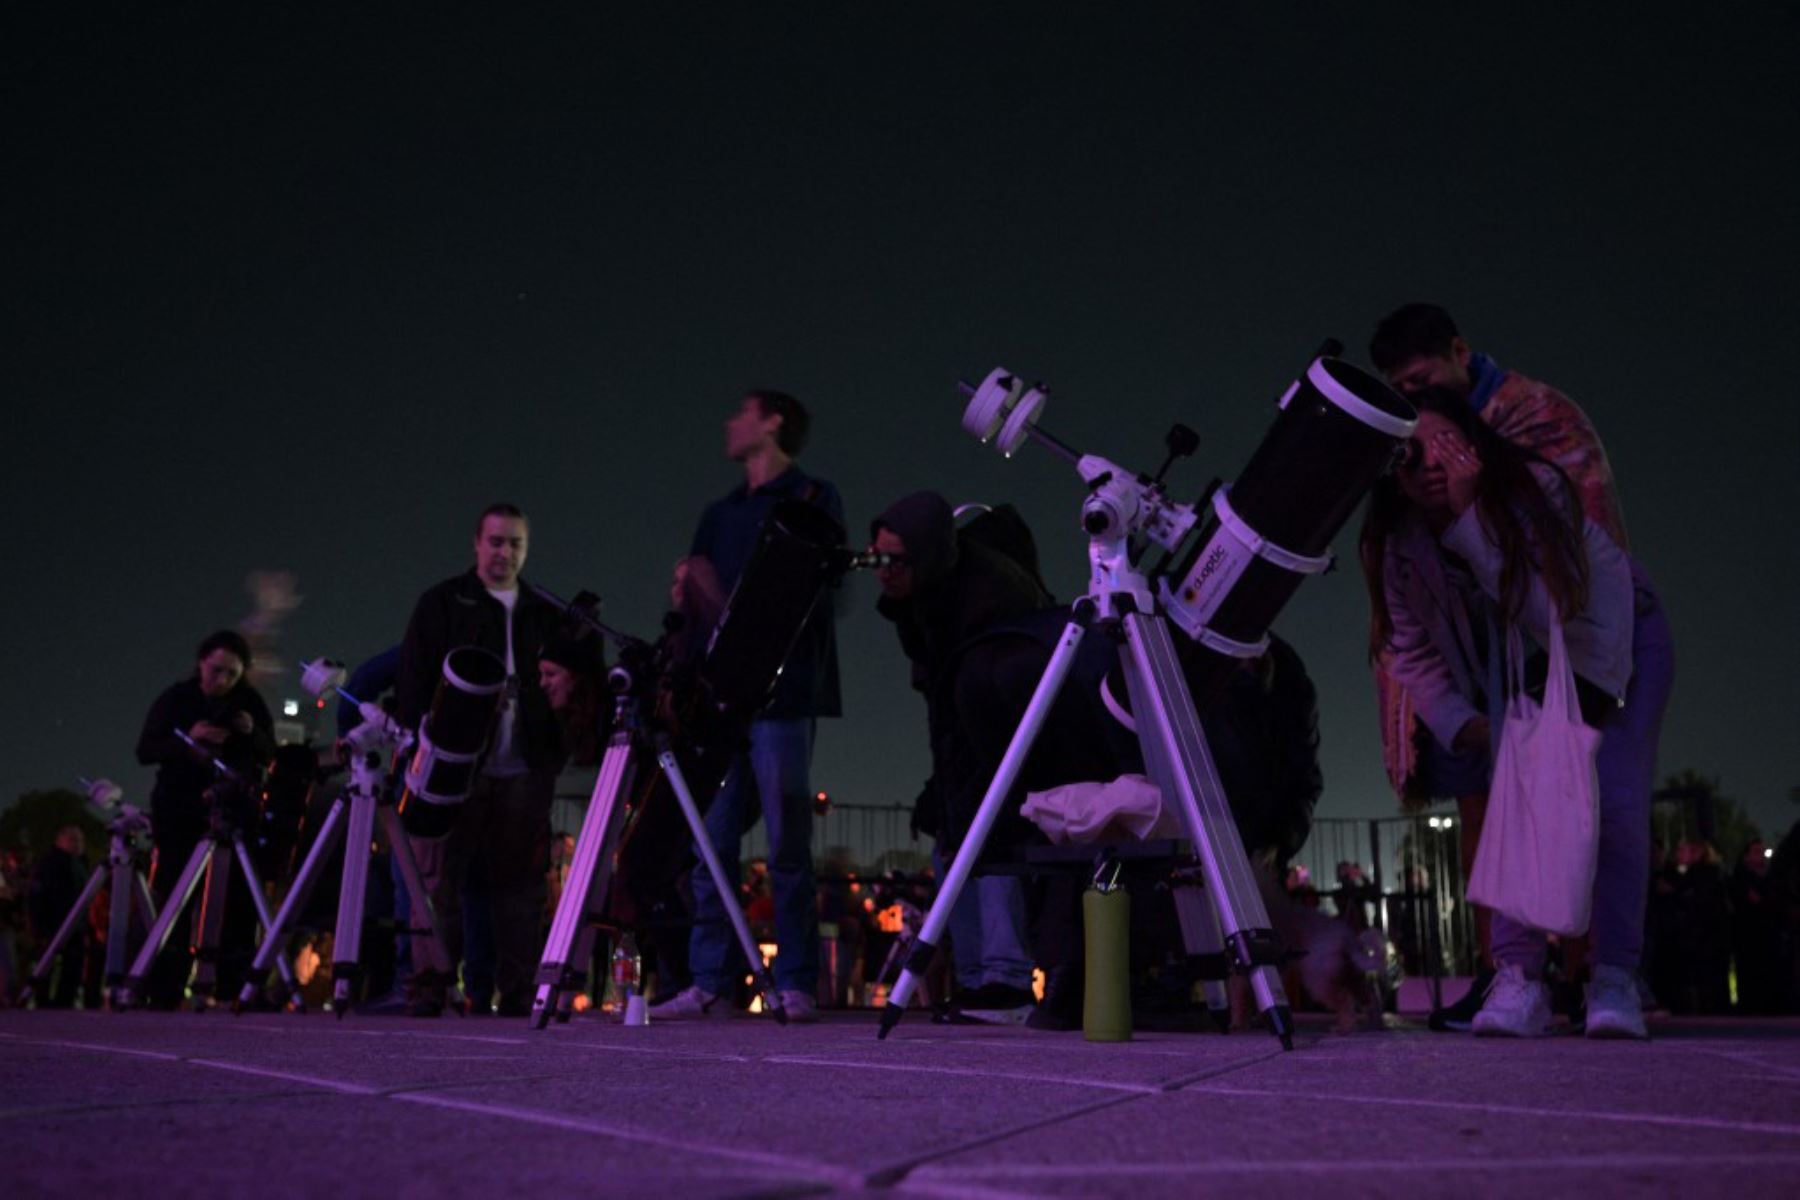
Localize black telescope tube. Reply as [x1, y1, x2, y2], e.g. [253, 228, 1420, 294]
[1165, 357, 1415, 710]
[397, 646, 507, 838]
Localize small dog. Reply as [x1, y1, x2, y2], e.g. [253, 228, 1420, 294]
[1225, 868, 1388, 1033]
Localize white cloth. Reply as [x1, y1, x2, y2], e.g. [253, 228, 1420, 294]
[1020, 774, 1184, 844]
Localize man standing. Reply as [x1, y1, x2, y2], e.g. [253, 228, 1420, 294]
[1367, 304, 1675, 1039]
[396, 503, 564, 1016]
[657, 391, 841, 1021]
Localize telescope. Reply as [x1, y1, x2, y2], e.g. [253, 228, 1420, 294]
[879, 349, 1416, 1045]
[960, 352, 1416, 703]
[395, 646, 507, 838]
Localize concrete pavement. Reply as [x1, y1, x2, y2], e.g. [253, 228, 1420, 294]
[4, 1008, 1798, 1198]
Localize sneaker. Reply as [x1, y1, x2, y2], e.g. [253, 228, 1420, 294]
[1585, 965, 1649, 1040]
[955, 982, 1036, 1026]
[1427, 968, 1494, 1032]
[651, 985, 724, 1019]
[1471, 965, 1553, 1037]
[775, 990, 819, 1024]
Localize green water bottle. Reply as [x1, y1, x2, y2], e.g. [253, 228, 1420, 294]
[1083, 869, 1131, 1042]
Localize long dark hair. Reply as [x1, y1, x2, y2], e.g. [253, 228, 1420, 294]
[1360, 387, 1589, 659]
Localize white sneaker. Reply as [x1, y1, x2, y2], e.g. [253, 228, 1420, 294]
[775, 990, 819, 1024]
[650, 985, 723, 1019]
[1585, 965, 1649, 1040]
[1471, 965, 1552, 1037]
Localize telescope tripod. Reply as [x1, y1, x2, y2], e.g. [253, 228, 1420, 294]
[530, 696, 786, 1029]
[21, 813, 158, 1009]
[236, 736, 461, 1016]
[117, 808, 297, 1011]
[878, 605, 1296, 1048]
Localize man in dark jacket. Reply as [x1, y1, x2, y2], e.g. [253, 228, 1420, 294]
[396, 502, 564, 1015]
[135, 629, 276, 1007]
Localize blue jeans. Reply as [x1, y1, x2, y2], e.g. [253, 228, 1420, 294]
[1492, 567, 1675, 974]
[935, 842, 1034, 991]
[689, 719, 819, 995]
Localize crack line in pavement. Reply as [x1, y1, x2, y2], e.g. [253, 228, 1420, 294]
[1152, 1046, 1291, 1092]
[0, 1088, 361, 1121]
[860, 1091, 1145, 1190]
[856, 1037, 1300, 1190]
[760, 1055, 1165, 1094]
[1180, 1082, 1800, 1137]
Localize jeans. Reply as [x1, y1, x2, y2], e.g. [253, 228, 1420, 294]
[407, 768, 555, 1009]
[935, 842, 1034, 991]
[1492, 567, 1675, 975]
[689, 719, 819, 995]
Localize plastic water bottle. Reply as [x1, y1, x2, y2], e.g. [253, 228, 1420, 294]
[610, 933, 644, 1024]
[1083, 867, 1131, 1042]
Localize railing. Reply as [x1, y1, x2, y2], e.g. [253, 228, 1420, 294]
[554, 773, 1479, 996]
[1293, 813, 1480, 991]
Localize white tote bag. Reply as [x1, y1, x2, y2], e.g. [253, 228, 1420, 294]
[1466, 618, 1603, 937]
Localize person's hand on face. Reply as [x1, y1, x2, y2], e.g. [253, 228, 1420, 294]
[1433, 430, 1482, 516]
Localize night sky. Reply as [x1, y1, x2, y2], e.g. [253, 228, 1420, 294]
[7, 6, 1798, 842]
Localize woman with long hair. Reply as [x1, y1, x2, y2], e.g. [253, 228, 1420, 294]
[1360, 387, 1642, 1037]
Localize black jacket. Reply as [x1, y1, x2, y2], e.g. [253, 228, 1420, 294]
[396, 570, 564, 772]
[135, 677, 276, 844]
[874, 492, 1053, 841]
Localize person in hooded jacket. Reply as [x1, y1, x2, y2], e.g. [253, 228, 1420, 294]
[870, 492, 1052, 1020]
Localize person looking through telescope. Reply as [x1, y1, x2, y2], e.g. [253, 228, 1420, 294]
[134, 629, 274, 1007]
[396, 502, 565, 1016]
[1360, 387, 1642, 1038]
[870, 491, 1048, 1025]
[1368, 304, 1674, 1036]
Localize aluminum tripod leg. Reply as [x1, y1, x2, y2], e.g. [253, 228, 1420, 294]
[110, 870, 156, 1008]
[379, 806, 464, 1014]
[329, 790, 378, 1010]
[120, 838, 215, 1007]
[1118, 613, 1293, 1047]
[19, 863, 108, 1005]
[530, 730, 636, 1028]
[230, 835, 298, 1000]
[660, 744, 787, 1024]
[1171, 879, 1231, 1031]
[878, 621, 1087, 1038]
[187, 838, 238, 1005]
[237, 793, 350, 1011]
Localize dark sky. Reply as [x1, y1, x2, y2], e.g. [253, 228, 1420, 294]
[7, 5, 1798, 842]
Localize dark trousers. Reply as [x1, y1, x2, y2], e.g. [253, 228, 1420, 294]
[407, 768, 555, 1010]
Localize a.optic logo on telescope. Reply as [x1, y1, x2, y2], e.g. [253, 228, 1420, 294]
[1173, 537, 1254, 626]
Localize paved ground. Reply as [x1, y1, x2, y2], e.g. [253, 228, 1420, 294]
[4, 1007, 1798, 1198]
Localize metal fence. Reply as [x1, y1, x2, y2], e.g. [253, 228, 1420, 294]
[1293, 812, 1480, 987]
[554, 770, 1478, 991]
[551, 774, 925, 878]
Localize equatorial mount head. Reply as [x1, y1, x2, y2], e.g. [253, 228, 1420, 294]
[300, 657, 348, 699]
